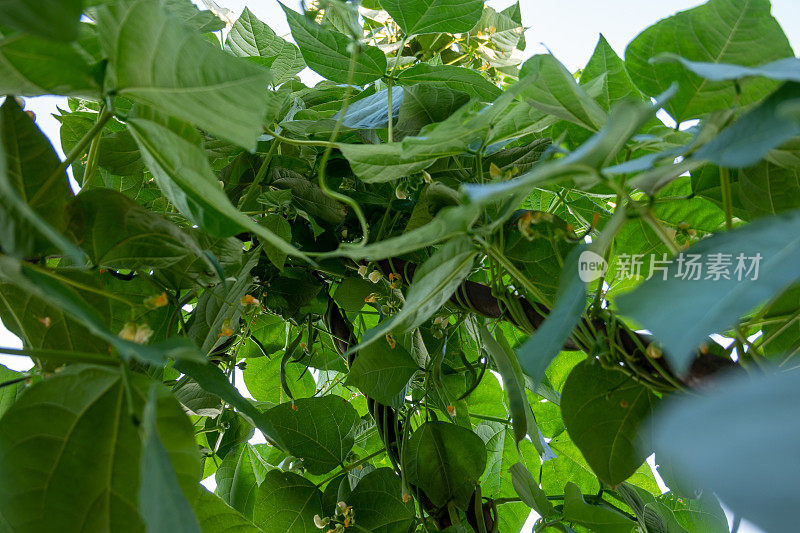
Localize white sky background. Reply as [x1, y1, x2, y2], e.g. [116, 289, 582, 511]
[2, 0, 799, 530]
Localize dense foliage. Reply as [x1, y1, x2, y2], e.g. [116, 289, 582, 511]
[0, 0, 799, 531]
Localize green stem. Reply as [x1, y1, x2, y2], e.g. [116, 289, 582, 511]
[469, 412, 510, 424]
[720, 167, 734, 230]
[480, 238, 552, 308]
[239, 140, 280, 210]
[388, 34, 410, 78]
[316, 45, 370, 246]
[493, 497, 522, 505]
[387, 77, 394, 143]
[33, 106, 112, 205]
[316, 448, 386, 487]
[0, 346, 118, 366]
[120, 362, 139, 425]
[0, 375, 29, 389]
[263, 127, 337, 148]
[80, 113, 104, 191]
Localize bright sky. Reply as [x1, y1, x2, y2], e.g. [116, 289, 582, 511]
[2, 1, 798, 530]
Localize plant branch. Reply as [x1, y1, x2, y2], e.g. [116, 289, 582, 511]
[0, 346, 118, 366]
[33, 106, 112, 205]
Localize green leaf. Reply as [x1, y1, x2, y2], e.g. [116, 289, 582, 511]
[616, 209, 800, 371]
[541, 432, 599, 495]
[187, 251, 258, 354]
[561, 359, 657, 487]
[520, 54, 607, 131]
[281, 4, 386, 85]
[463, 94, 671, 206]
[0, 0, 82, 42]
[190, 486, 262, 533]
[97, 0, 271, 149]
[0, 34, 100, 97]
[225, 7, 305, 85]
[173, 376, 222, 417]
[403, 421, 487, 509]
[252, 470, 323, 532]
[397, 64, 500, 101]
[0, 277, 111, 359]
[355, 235, 476, 351]
[0, 97, 84, 263]
[659, 492, 728, 533]
[694, 82, 800, 168]
[509, 462, 554, 518]
[163, 0, 226, 33]
[127, 115, 305, 264]
[214, 444, 270, 519]
[641, 502, 688, 533]
[272, 168, 347, 225]
[478, 326, 529, 447]
[260, 214, 292, 270]
[139, 384, 201, 533]
[68, 188, 203, 270]
[345, 335, 418, 407]
[562, 482, 637, 533]
[468, 6, 525, 68]
[0, 256, 204, 366]
[377, 0, 483, 35]
[242, 353, 316, 406]
[330, 205, 477, 260]
[653, 53, 800, 83]
[503, 215, 577, 302]
[582, 34, 644, 110]
[394, 84, 470, 139]
[0, 364, 22, 418]
[264, 396, 359, 475]
[0, 365, 200, 531]
[173, 359, 285, 450]
[738, 160, 800, 218]
[348, 468, 416, 533]
[516, 247, 586, 385]
[651, 369, 800, 533]
[333, 277, 377, 312]
[625, 0, 793, 123]
[340, 79, 530, 183]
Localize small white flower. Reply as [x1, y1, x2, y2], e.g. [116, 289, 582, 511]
[313, 514, 329, 528]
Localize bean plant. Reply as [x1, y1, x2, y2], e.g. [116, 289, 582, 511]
[0, 0, 799, 531]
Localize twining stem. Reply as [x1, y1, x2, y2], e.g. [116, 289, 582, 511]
[32, 106, 112, 205]
[239, 139, 280, 210]
[720, 166, 734, 230]
[605, 179, 679, 254]
[317, 448, 386, 487]
[316, 45, 371, 246]
[0, 346, 118, 365]
[479, 238, 553, 308]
